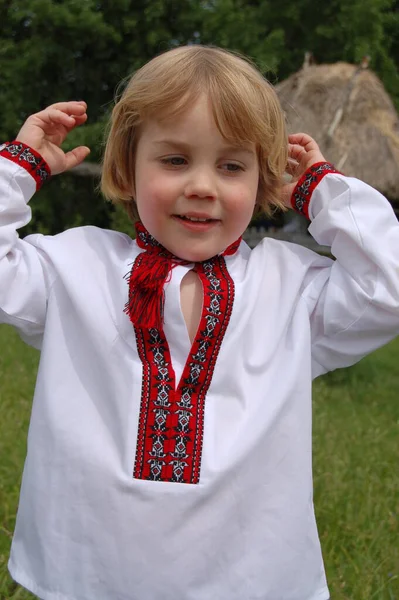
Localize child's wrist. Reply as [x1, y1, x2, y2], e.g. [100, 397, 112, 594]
[291, 162, 340, 219]
[0, 141, 51, 190]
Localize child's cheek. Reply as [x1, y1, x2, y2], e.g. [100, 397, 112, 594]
[150, 174, 181, 201]
[228, 186, 257, 211]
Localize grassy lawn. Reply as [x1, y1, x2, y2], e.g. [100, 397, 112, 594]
[0, 324, 398, 599]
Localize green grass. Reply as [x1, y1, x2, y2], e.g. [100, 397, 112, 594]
[0, 325, 398, 599]
[0, 326, 39, 600]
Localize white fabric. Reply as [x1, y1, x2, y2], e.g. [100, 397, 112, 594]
[2, 154, 399, 600]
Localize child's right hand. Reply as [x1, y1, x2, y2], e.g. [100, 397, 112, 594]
[16, 101, 90, 175]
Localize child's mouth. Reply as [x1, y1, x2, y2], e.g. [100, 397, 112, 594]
[173, 215, 220, 229]
[176, 215, 215, 223]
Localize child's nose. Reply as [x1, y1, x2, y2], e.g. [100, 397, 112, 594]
[184, 167, 217, 200]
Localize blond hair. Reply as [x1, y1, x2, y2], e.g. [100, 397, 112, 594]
[101, 45, 288, 222]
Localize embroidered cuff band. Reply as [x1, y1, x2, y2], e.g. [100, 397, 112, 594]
[291, 162, 340, 219]
[0, 141, 51, 190]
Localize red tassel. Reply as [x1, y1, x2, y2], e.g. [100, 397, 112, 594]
[124, 252, 173, 329]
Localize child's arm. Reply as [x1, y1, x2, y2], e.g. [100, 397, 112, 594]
[0, 102, 89, 345]
[284, 134, 399, 377]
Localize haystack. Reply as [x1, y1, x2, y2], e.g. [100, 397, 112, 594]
[275, 62, 399, 201]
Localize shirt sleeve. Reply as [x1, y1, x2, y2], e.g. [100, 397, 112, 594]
[0, 142, 53, 347]
[296, 169, 399, 378]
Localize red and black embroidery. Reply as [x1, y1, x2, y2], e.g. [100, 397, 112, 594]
[134, 327, 175, 481]
[0, 141, 50, 190]
[133, 255, 234, 484]
[291, 162, 340, 219]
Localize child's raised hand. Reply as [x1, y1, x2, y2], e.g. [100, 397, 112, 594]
[16, 101, 90, 175]
[282, 133, 327, 207]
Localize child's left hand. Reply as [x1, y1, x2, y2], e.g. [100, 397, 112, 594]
[282, 133, 327, 208]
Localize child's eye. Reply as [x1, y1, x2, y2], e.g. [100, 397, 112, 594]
[221, 163, 244, 173]
[161, 156, 187, 166]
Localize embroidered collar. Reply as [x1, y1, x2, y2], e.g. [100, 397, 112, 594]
[124, 222, 241, 330]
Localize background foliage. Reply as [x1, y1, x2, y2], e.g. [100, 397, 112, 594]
[1, 0, 398, 235]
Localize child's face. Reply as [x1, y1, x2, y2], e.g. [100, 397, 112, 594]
[134, 95, 259, 261]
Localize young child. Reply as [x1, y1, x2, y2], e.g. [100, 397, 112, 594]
[1, 45, 398, 600]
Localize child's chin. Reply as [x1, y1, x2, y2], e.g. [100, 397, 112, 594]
[165, 242, 218, 263]
[177, 246, 222, 262]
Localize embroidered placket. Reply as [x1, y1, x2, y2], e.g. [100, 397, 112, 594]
[133, 256, 234, 484]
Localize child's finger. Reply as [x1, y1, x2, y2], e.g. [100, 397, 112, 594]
[288, 133, 318, 152]
[34, 108, 76, 131]
[34, 103, 87, 130]
[64, 146, 91, 172]
[73, 113, 88, 126]
[41, 110, 88, 137]
[48, 109, 76, 127]
[48, 101, 87, 116]
[288, 143, 307, 162]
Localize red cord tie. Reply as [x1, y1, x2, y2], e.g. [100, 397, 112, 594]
[124, 222, 241, 330]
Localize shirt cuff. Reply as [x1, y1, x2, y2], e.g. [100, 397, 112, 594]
[290, 162, 341, 219]
[0, 141, 51, 190]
